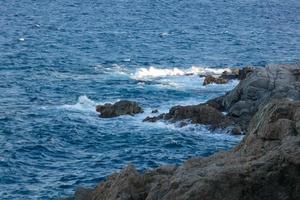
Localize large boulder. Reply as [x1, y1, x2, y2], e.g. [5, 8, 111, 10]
[144, 104, 232, 129]
[96, 100, 143, 118]
[65, 99, 300, 200]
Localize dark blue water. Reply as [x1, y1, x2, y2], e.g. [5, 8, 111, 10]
[1, 0, 300, 199]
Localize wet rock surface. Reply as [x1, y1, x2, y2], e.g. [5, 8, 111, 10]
[96, 100, 143, 118]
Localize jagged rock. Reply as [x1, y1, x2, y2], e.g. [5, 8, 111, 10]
[96, 100, 143, 118]
[144, 104, 232, 129]
[66, 99, 300, 200]
[203, 75, 229, 86]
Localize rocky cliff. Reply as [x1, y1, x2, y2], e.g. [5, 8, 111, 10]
[64, 63, 300, 200]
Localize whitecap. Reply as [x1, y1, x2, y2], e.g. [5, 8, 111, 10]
[60, 95, 98, 112]
[131, 66, 233, 80]
[159, 32, 170, 37]
[132, 66, 186, 80]
[18, 38, 25, 41]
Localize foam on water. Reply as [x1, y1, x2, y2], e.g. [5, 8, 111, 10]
[132, 66, 233, 80]
[60, 95, 98, 112]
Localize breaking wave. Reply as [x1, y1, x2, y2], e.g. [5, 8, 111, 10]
[131, 66, 233, 80]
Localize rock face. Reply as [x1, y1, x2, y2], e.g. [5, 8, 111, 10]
[220, 63, 300, 131]
[96, 100, 143, 118]
[66, 99, 300, 200]
[143, 104, 232, 129]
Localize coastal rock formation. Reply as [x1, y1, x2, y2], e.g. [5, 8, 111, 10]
[67, 99, 300, 200]
[143, 104, 232, 129]
[96, 100, 143, 118]
[66, 64, 300, 200]
[145, 64, 300, 132]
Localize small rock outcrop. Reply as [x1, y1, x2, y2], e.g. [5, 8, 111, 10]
[96, 100, 143, 118]
[203, 75, 229, 86]
[203, 67, 254, 86]
[143, 104, 232, 129]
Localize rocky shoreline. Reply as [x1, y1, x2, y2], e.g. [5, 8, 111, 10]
[64, 63, 300, 200]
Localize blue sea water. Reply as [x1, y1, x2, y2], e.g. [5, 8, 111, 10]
[0, 0, 300, 199]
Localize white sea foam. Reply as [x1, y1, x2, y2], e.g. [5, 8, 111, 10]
[60, 95, 98, 112]
[132, 66, 232, 80]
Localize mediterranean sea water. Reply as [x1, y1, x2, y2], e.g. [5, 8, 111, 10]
[1, 0, 300, 199]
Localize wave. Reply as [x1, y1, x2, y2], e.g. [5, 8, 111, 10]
[60, 95, 98, 112]
[131, 66, 233, 80]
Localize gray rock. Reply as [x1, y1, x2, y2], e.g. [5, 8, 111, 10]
[222, 63, 300, 131]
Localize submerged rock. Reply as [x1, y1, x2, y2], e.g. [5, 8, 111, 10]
[96, 100, 143, 118]
[66, 99, 300, 200]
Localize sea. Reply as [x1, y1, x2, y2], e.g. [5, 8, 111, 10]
[0, 0, 300, 199]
